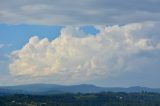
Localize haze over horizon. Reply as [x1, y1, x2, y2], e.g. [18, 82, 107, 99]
[0, 0, 160, 88]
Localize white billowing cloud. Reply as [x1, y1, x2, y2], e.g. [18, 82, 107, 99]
[9, 22, 160, 83]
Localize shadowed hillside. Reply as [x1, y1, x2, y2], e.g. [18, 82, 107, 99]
[0, 92, 160, 106]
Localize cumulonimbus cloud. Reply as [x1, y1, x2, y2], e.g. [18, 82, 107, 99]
[9, 22, 160, 82]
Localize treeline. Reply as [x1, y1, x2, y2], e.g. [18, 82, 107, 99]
[0, 92, 160, 106]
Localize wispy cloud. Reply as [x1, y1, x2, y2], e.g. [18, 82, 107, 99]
[0, 44, 4, 48]
[0, 0, 160, 25]
[9, 22, 160, 83]
[0, 44, 12, 49]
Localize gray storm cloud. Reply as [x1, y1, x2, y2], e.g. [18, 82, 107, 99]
[9, 22, 160, 82]
[0, 0, 160, 25]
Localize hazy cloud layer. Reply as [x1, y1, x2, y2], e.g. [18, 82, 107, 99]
[9, 22, 160, 83]
[0, 0, 160, 25]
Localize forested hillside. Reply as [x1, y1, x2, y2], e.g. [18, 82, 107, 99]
[0, 92, 160, 106]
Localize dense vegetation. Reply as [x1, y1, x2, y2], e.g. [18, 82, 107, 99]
[0, 92, 160, 106]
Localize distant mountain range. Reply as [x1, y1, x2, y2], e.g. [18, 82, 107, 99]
[0, 84, 160, 95]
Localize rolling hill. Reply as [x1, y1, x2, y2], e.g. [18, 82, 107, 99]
[0, 84, 160, 95]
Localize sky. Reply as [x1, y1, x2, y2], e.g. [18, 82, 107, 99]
[0, 0, 160, 87]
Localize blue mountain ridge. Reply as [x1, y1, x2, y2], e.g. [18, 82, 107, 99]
[0, 84, 160, 95]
